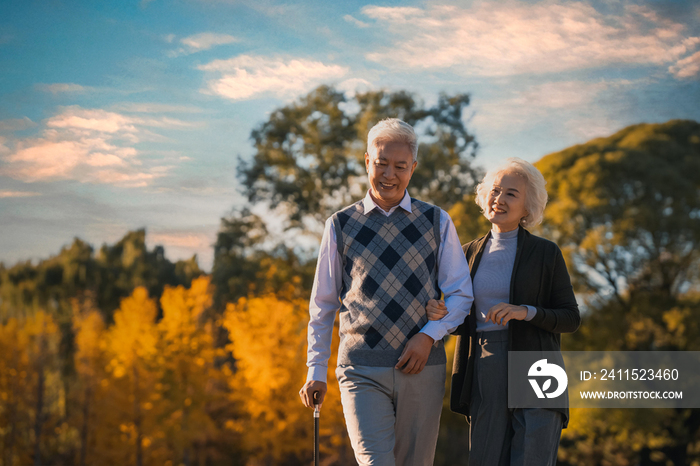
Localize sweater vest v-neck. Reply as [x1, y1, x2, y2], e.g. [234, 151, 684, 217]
[331, 198, 446, 367]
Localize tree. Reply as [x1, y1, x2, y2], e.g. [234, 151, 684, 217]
[238, 85, 479, 234]
[222, 295, 353, 465]
[447, 194, 492, 244]
[211, 209, 316, 311]
[156, 277, 227, 466]
[535, 120, 700, 465]
[0, 312, 62, 466]
[71, 300, 109, 466]
[95, 229, 203, 321]
[537, 120, 700, 307]
[104, 287, 160, 466]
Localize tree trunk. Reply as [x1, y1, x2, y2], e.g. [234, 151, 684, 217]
[33, 341, 45, 466]
[79, 384, 92, 466]
[133, 365, 143, 466]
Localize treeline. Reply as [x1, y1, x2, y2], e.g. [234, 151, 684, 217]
[0, 85, 699, 465]
[0, 229, 350, 465]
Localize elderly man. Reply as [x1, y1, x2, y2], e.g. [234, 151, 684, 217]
[299, 118, 473, 465]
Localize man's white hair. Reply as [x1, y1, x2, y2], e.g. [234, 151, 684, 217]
[475, 157, 548, 228]
[366, 118, 418, 162]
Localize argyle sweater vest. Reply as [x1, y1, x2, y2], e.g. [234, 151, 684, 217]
[331, 198, 446, 367]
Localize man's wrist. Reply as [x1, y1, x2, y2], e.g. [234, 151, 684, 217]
[418, 330, 437, 346]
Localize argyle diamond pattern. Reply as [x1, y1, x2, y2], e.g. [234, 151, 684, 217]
[333, 198, 440, 357]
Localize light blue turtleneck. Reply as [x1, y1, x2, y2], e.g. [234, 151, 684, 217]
[473, 228, 536, 332]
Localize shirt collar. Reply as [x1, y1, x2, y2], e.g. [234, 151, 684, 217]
[362, 190, 412, 216]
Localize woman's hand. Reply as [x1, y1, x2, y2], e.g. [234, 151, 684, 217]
[486, 303, 528, 326]
[426, 299, 448, 321]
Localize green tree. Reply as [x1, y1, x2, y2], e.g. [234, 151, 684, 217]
[211, 209, 316, 310]
[238, 85, 479, 233]
[535, 120, 700, 465]
[95, 229, 203, 321]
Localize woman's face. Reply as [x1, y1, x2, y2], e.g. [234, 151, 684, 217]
[485, 171, 528, 233]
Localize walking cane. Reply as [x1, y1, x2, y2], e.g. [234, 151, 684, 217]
[313, 391, 320, 466]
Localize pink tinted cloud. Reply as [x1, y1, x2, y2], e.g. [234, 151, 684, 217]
[362, 2, 700, 77]
[198, 55, 348, 100]
[0, 107, 193, 187]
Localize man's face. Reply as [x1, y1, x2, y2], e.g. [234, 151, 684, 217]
[364, 141, 417, 211]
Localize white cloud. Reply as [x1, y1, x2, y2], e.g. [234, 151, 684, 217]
[0, 106, 195, 187]
[362, 2, 700, 78]
[343, 14, 370, 28]
[182, 32, 238, 51]
[0, 191, 41, 198]
[669, 50, 700, 78]
[198, 55, 348, 101]
[169, 32, 239, 56]
[36, 83, 92, 94]
[48, 108, 138, 134]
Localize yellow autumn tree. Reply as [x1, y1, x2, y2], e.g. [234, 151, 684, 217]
[104, 287, 160, 466]
[71, 299, 113, 466]
[223, 294, 352, 465]
[0, 318, 34, 466]
[0, 312, 62, 466]
[155, 276, 227, 465]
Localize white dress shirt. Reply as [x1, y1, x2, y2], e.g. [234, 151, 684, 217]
[306, 190, 474, 383]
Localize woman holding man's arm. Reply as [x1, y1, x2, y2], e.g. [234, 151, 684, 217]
[428, 158, 580, 466]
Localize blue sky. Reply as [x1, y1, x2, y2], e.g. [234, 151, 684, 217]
[1, 0, 699, 271]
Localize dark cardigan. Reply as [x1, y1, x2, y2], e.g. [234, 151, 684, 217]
[450, 226, 580, 428]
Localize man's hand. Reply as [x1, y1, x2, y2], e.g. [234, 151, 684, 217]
[485, 303, 528, 326]
[426, 299, 448, 321]
[299, 380, 327, 409]
[395, 333, 435, 374]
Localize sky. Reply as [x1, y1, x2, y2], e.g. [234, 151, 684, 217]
[1, 0, 699, 271]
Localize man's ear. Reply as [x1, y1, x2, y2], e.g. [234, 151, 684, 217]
[364, 152, 371, 171]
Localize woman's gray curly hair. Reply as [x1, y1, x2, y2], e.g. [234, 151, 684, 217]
[475, 157, 548, 228]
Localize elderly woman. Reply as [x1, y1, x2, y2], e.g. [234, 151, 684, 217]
[427, 157, 580, 466]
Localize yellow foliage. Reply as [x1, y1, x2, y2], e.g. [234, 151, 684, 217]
[108, 287, 158, 372]
[0, 312, 62, 465]
[223, 294, 352, 463]
[448, 196, 491, 244]
[159, 277, 212, 343]
[154, 276, 224, 464]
